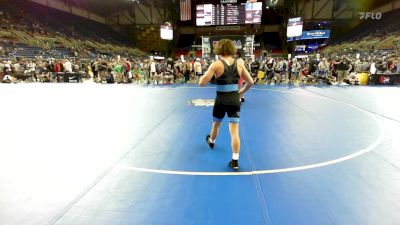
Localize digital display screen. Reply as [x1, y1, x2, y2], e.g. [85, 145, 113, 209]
[160, 25, 173, 40]
[196, 2, 262, 26]
[287, 21, 303, 38]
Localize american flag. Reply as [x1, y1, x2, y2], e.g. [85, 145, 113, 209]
[180, 0, 191, 21]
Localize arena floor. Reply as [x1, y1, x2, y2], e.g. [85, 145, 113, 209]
[1, 83, 400, 225]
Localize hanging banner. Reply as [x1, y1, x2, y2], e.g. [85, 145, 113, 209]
[202, 35, 254, 59]
[301, 30, 331, 40]
[288, 30, 331, 41]
[295, 45, 306, 52]
[307, 44, 320, 52]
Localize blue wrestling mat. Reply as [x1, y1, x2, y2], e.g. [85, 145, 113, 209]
[0, 84, 399, 225]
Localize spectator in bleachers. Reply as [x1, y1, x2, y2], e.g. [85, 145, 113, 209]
[12, 60, 21, 73]
[361, 58, 370, 72]
[123, 59, 131, 83]
[150, 59, 157, 83]
[336, 55, 350, 84]
[184, 60, 192, 82]
[54, 60, 62, 73]
[158, 60, 167, 80]
[354, 58, 364, 73]
[2, 60, 13, 83]
[91, 60, 99, 78]
[24, 60, 35, 74]
[37, 61, 50, 82]
[113, 60, 125, 83]
[290, 58, 302, 83]
[370, 59, 377, 75]
[63, 59, 72, 73]
[132, 64, 142, 84]
[318, 58, 329, 75]
[141, 59, 150, 84]
[152, 61, 163, 84]
[98, 60, 108, 81]
[396, 57, 400, 74]
[163, 64, 174, 84]
[0, 61, 4, 80]
[174, 59, 183, 81]
[271, 58, 284, 85]
[194, 58, 203, 79]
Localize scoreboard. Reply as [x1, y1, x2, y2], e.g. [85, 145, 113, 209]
[196, 2, 262, 26]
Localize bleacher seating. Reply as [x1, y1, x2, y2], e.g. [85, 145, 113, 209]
[0, 0, 144, 59]
[334, 8, 400, 44]
[27, 2, 131, 45]
[322, 8, 400, 55]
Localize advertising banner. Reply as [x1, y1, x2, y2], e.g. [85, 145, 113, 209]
[295, 45, 306, 52]
[307, 44, 320, 52]
[288, 30, 331, 41]
[202, 35, 254, 59]
[369, 74, 400, 85]
[301, 30, 331, 40]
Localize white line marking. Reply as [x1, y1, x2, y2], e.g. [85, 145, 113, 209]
[115, 87, 384, 176]
[114, 165, 253, 176]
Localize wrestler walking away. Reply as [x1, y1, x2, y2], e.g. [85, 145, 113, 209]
[199, 39, 254, 171]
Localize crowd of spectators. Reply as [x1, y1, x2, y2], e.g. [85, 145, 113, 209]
[253, 52, 399, 85]
[0, 56, 211, 84]
[1, 51, 399, 85]
[0, 3, 141, 61]
[1, 1, 399, 85]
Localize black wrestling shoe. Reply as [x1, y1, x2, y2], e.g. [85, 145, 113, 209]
[229, 160, 239, 171]
[206, 135, 214, 149]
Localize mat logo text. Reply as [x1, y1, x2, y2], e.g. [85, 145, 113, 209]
[189, 99, 215, 107]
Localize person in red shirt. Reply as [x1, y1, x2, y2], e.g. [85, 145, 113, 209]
[53, 60, 63, 82]
[54, 60, 62, 72]
[123, 59, 131, 83]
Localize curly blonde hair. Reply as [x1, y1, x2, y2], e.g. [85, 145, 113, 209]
[213, 39, 237, 56]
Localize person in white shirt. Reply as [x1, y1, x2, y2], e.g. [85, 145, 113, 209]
[13, 62, 21, 72]
[317, 58, 329, 82]
[3, 61, 11, 74]
[354, 59, 364, 73]
[271, 58, 284, 85]
[24, 60, 37, 81]
[370, 60, 377, 75]
[150, 60, 162, 84]
[63, 59, 72, 73]
[290, 58, 302, 83]
[3, 60, 14, 82]
[150, 60, 156, 74]
[25, 60, 36, 74]
[193, 58, 203, 79]
[318, 58, 329, 73]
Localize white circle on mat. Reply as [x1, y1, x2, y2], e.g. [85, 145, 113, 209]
[115, 87, 384, 176]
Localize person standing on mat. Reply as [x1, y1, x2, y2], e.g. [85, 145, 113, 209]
[199, 39, 254, 171]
